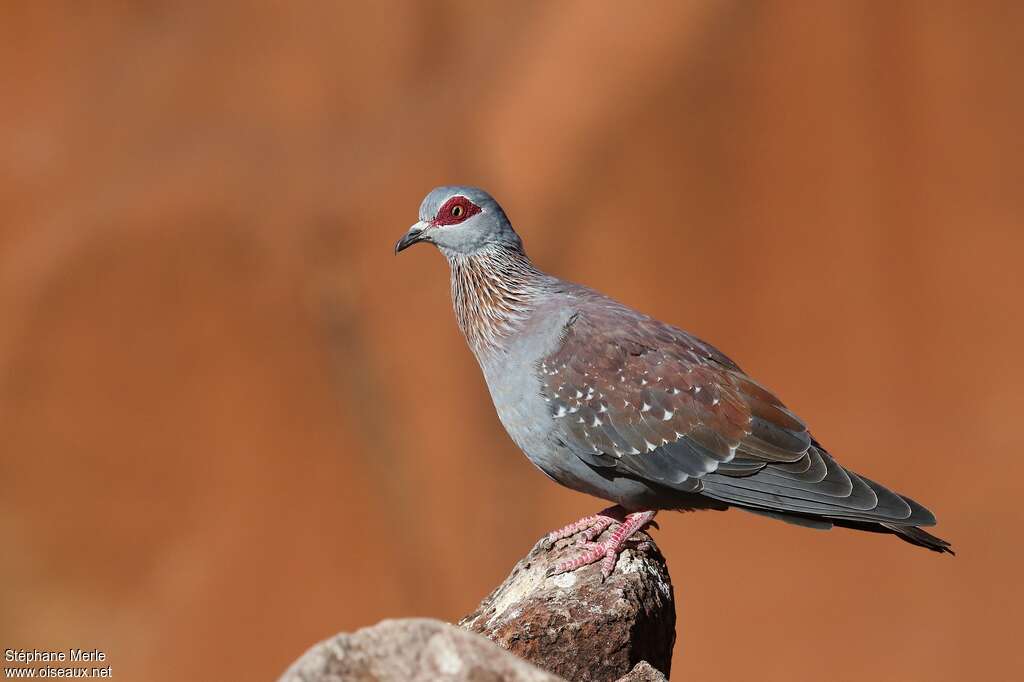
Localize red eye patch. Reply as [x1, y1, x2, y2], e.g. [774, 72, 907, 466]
[434, 195, 481, 226]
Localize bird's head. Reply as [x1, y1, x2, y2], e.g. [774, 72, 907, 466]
[395, 186, 522, 257]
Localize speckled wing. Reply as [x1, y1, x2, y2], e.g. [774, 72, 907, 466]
[538, 302, 936, 528]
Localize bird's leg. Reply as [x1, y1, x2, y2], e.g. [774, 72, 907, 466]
[544, 505, 622, 547]
[547, 509, 657, 579]
[577, 515, 617, 544]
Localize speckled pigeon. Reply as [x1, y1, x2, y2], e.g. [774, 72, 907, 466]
[396, 186, 952, 577]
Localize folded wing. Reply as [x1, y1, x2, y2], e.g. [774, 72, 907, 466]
[539, 302, 942, 537]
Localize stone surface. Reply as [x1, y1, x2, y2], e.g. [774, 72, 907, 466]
[278, 531, 675, 682]
[459, 528, 675, 681]
[616, 661, 668, 682]
[277, 617, 563, 682]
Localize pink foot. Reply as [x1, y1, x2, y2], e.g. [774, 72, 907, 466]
[546, 509, 657, 579]
[544, 507, 618, 547]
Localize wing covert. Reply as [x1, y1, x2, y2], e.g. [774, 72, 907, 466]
[538, 307, 811, 490]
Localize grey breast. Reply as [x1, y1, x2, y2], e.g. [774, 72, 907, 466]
[479, 297, 576, 469]
[478, 296, 673, 509]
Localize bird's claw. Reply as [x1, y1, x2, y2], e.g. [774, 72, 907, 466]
[541, 512, 616, 552]
[542, 508, 656, 579]
[548, 542, 609, 577]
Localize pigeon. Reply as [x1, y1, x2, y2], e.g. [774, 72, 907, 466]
[396, 185, 952, 577]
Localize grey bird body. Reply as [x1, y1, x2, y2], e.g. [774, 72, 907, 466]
[397, 185, 952, 555]
[481, 285, 711, 512]
[478, 288, 678, 510]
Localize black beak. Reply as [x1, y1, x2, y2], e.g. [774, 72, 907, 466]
[395, 223, 430, 254]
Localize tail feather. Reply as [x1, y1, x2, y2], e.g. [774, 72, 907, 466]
[731, 504, 955, 554]
[882, 523, 955, 554]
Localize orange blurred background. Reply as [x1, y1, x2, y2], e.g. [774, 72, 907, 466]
[2, 2, 1022, 680]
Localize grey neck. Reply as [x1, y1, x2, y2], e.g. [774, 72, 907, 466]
[444, 243, 550, 361]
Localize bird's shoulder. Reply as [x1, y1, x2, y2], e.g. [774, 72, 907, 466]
[541, 283, 740, 373]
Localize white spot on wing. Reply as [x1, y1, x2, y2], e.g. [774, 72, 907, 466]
[723, 444, 737, 463]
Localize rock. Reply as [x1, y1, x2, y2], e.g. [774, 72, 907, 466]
[278, 528, 677, 682]
[277, 617, 564, 682]
[616, 661, 668, 682]
[459, 527, 675, 681]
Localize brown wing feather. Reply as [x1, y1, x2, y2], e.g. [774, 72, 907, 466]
[539, 303, 810, 487]
[538, 298, 939, 529]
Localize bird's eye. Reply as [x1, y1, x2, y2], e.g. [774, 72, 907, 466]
[434, 195, 481, 226]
